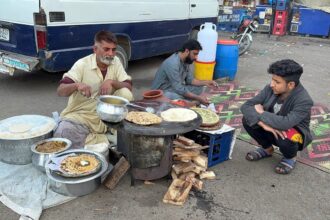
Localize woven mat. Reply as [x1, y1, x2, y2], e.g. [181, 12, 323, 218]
[204, 81, 330, 173]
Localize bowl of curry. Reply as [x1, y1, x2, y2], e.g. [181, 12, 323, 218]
[31, 137, 72, 172]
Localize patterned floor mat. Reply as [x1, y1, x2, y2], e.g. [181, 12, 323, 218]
[205, 82, 330, 173]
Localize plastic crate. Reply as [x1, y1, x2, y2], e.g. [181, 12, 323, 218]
[276, 0, 289, 11]
[184, 129, 235, 167]
[272, 10, 288, 36]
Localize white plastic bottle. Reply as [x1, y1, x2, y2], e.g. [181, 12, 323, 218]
[197, 22, 218, 62]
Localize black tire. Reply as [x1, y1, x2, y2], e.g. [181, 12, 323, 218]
[116, 45, 128, 70]
[235, 34, 252, 56]
[189, 29, 199, 40]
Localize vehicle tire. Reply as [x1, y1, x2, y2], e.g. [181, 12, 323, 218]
[234, 34, 252, 56]
[116, 45, 128, 70]
[189, 29, 199, 40]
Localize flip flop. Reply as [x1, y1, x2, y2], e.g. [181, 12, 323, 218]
[246, 147, 272, 161]
[275, 158, 296, 174]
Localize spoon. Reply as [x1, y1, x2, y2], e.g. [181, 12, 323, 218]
[127, 103, 155, 114]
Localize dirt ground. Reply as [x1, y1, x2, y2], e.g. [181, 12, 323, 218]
[0, 32, 330, 220]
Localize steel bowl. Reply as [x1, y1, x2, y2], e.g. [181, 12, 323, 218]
[96, 95, 129, 123]
[31, 138, 72, 172]
[0, 131, 53, 165]
[45, 149, 110, 197]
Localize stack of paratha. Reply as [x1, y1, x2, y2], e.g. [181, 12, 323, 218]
[191, 107, 220, 130]
[125, 111, 162, 125]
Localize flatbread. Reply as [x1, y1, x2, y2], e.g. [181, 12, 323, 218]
[125, 111, 162, 125]
[191, 108, 220, 126]
[8, 124, 32, 133]
[60, 154, 100, 176]
[160, 108, 197, 122]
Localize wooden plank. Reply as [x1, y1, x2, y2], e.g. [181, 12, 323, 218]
[199, 171, 216, 180]
[103, 156, 130, 190]
[163, 179, 193, 206]
[186, 176, 203, 191]
[172, 162, 194, 175]
[173, 149, 200, 157]
[177, 136, 195, 146]
[192, 155, 208, 168]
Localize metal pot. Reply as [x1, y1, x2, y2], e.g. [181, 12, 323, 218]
[31, 138, 72, 172]
[45, 149, 110, 197]
[0, 115, 56, 165]
[0, 131, 53, 165]
[96, 95, 129, 123]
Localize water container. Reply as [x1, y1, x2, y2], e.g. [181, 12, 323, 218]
[197, 23, 218, 62]
[214, 40, 239, 80]
[194, 61, 216, 80]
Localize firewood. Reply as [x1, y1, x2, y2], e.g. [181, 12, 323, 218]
[173, 142, 208, 150]
[104, 156, 130, 190]
[178, 171, 196, 180]
[199, 171, 216, 180]
[177, 136, 195, 146]
[173, 155, 192, 163]
[172, 162, 194, 175]
[190, 164, 206, 174]
[192, 155, 208, 168]
[186, 176, 203, 191]
[163, 179, 193, 206]
[173, 149, 200, 157]
[171, 170, 178, 180]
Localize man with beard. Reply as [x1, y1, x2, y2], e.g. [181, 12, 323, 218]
[151, 39, 218, 105]
[240, 59, 313, 174]
[54, 30, 133, 148]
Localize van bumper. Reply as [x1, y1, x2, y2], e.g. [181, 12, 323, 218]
[0, 51, 39, 75]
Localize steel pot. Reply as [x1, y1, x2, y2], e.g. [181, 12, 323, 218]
[31, 138, 72, 172]
[45, 149, 110, 197]
[0, 131, 53, 165]
[96, 95, 129, 123]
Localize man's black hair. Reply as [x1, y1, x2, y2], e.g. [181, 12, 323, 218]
[178, 39, 202, 52]
[268, 59, 303, 86]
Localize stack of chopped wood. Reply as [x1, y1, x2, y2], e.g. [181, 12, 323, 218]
[163, 136, 216, 206]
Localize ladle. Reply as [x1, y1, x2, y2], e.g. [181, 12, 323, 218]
[127, 103, 155, 114]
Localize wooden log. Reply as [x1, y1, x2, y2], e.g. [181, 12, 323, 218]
[171, 170, 178, 180]
[186, 176, 203, 191]
[103, 156, 130, 190]
[163, 179, 193, 206]
[172, 162, 194, 175]
[173, 155, 192, 163]
[192, 155, 208, 168]
[199, 171, 216, 180]
[173, 149, 200, 157]
[177, 136, 195, 146]
[178, 171, 196, 180]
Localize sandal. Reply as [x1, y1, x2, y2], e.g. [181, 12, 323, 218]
[246, 147, 272, 161]
[275, 158, 296, 174]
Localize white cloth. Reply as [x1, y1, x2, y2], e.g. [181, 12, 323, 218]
[0, 162, 75, 220]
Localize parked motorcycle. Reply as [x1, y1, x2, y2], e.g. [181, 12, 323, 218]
[232, 17, 259, 55]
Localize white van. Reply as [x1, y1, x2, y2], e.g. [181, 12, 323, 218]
[0, 0, 218, 75]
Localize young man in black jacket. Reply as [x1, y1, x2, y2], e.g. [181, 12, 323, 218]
[240, 59, 313, 174]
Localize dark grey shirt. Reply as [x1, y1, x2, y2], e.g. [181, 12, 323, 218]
[151, 53, 194, 96]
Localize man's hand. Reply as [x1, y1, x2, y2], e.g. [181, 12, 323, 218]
[258, 121, 286, 140]
[205, 80, 219, 88]
[254, 104, 264, 114]
[198, 96, 210, 105]
[76, 83, 92, 97]
[100, 79, 113, 95]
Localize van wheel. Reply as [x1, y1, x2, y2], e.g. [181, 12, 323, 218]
[116, 45, 128, 70]
[189, 29, 199, 40]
